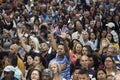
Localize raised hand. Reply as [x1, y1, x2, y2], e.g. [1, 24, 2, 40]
[59, 30, 67, 40]
[50, 27, 56, 34]
[17, 28, 24, 38]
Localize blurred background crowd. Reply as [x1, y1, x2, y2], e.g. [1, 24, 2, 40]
[0, 0, 120, 80]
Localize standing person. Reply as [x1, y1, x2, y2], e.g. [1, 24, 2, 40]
[69, 42, 83, 66]
[2, 55, 22, 80]
[81, 31, 95, 51]
[106, 22, 119, 43]
[89, 32, 98, 51]
[2, 29, 12, 52]
[40, 42, 56, 68]
[72, 20, 83, 42]
[79, 55, 95, 79]
[106, 33, 119, 50]
[33, 54, 44, 71]
[9, 44, 25, 76]
[25, 54, 34, 80]
[1, 65, 18, 80]
[26, 54, 34, 70]
[100, 44, 120, 70]
[52, 42, 71, 79]
[49, 60, 66, 80]
[88, 54, 99, 71]
[18, 28, 40, 55]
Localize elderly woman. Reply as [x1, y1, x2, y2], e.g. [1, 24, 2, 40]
[49, 60, 66, 80]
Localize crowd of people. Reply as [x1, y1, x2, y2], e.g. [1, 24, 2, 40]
[0, 0, 120, 80]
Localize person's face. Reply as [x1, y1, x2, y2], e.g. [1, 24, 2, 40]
[73, 69, 79, 80]
[90, 21, 94, 28]
[42, 73, 51, 80]
[84, 11, 90, 18]
[82, 47, 88, 55]
[9, 45, 16, 55]
[106, 34, 112, 41]
[27, 56, 34, 66]
[68, 24, 74, 34]
[80, 56, 89, 69]
[107, 47, 114, 56]
[57, 45, 65, 57]
[104, 57, 114, 69]
[90, 33, 95, 40]
[89, 57, 94, 67]
[29, 39, 35, 49]
[50, 63, 58, 74]
[82, 32, 89, 40]
[31, 70, 40, 80]
[3, 31, 9, 38]
[97, 70, 106, 80]
[34, 56, 40, 65]
[76, 21, 83, 32]
[40, 43, 49, 52]
[75, 44, 82, 53]
[101, 30, 107, 38]
[4, 71, 14, 80]
[79, 74, 90, 80]
[58, 20, 63, 27]
[96, 21, 101, 28]
[22, 37, 27, 43]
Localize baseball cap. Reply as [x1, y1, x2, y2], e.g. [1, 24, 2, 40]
[4, 65, 15, 72]
[106, 22, 115, 28]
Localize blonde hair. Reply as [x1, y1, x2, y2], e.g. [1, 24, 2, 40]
[29, 36, 40, 51]
[73, 42, 83, 53]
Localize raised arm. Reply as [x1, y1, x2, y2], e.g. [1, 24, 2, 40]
[17, 29, 30, 53]
[49, 28, 57, 51]
[58, 31, 69, 55]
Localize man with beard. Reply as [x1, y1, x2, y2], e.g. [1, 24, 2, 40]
[52, 43, 71, 80]
[1, 65, 18, 80]
[40, 42, 56, 68]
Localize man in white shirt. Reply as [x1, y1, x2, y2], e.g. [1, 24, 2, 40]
[72, 20, 83, 42]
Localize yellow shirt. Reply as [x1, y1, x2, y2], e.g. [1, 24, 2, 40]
[17, 56, 25, 76]
[111, 43, 119, 50]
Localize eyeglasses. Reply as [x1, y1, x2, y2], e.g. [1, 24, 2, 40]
[105, 60, 113, 62]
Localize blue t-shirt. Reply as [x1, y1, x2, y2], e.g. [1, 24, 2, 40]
[53, 55, 71, 80]
[2, 77, 19, 80]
